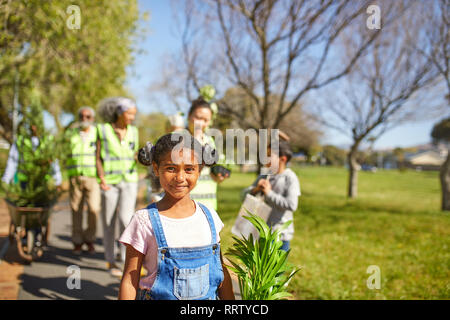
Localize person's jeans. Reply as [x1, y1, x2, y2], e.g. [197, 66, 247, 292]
[281, 240, 290, 252]
[101, 180, 138, 263]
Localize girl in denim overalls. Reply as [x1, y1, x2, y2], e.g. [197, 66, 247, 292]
[118, 132, 235, 300]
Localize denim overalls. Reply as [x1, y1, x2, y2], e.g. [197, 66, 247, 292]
[139, 202, 224, 300]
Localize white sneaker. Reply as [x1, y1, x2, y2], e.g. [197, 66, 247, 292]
[110, 268, 123, 278]
[107, 262, 123, 278]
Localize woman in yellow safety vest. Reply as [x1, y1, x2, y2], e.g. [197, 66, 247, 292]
[96, 97, 138, 277]
[187, 97, 229, 211]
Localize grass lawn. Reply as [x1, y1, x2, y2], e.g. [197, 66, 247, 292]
[217, 166, 450, 299]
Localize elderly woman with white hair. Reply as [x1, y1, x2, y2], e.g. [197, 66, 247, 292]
[96, 97, 139, 277]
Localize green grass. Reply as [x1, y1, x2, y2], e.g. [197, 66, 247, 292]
[217, 166, 450, 300]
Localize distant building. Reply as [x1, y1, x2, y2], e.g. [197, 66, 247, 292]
[404, 150, 447, 171]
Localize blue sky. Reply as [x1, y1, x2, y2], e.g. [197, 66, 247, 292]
[125, 1, 177, 115]
[125, 0, 441, 150]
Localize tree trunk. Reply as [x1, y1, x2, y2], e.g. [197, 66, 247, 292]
[50, 109, 63, 133]
[347, 145, 360, 198]
[440, 149, 450, 211]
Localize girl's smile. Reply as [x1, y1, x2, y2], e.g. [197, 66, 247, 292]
[169, 184, 189, 193]
[153, 148, 202, 200]
[172, 184, 188, 189]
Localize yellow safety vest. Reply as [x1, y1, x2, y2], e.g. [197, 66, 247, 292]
[97, 123, 138, 185]
[66, 127, 98, 178]
[190, 135, 219, 210]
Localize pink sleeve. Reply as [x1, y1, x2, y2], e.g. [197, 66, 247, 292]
[119, 212, 150, 255]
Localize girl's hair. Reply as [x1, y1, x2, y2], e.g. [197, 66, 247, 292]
[188, 97, 212, 117]
[138, 132, 218, 168]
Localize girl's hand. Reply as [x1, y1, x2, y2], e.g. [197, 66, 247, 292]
[219, 252, 235, 300]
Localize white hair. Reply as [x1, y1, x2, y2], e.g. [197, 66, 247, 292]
[78, 106, 95, 118]
[97, 97, 136, 123]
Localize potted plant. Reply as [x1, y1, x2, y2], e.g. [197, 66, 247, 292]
[1, 91, 62, 262]
[226, 212, 300, 300]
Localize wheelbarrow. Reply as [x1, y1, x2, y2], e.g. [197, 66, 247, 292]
[3, 199, 53, 263]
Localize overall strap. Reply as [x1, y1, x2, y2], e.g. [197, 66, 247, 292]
[197, 203, 217, 244]
[146, 203, 168, 248]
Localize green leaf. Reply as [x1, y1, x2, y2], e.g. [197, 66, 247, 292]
[226, 211, 300, 300]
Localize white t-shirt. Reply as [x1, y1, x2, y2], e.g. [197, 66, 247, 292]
[119, 200, 224, 289]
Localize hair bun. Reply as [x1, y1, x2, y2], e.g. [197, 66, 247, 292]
[202, 143, 219, 166]
[138, 142, 154, 166]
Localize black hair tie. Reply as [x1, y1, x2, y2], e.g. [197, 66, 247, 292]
[138, 141, 154, 166]
[203, 143, 219, 166]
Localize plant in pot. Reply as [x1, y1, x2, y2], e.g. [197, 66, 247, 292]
[226, 212, 300, 300]
[1, 90, 63, 261]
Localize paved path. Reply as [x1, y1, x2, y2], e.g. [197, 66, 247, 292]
[1, 195, 241, 300]
[18, 199, 121, 300]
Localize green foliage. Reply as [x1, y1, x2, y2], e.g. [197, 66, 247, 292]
[199, 84, 219, 123]
[0, 0, 145, 140]
[1, 94, 63, 207]
[0, 149, 8, 176]
[199, 85, 216, 102]
[322, 145, 347, 166]
[136, 112, 169, 146]
[226, 212, 300, 300]
[431, 117, 450, 143]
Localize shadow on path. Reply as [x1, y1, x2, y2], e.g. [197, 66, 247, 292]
[19, 273, 119, 300]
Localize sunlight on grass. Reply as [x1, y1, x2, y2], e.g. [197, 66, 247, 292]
[217, 166, 449, 299]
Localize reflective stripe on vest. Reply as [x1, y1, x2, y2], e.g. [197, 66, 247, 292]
[66, 127, 97, 177]
[98, 123, 138, 184]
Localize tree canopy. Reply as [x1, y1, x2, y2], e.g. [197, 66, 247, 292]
[432, 117, 450, 143]
[0, 0, 145, 141]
